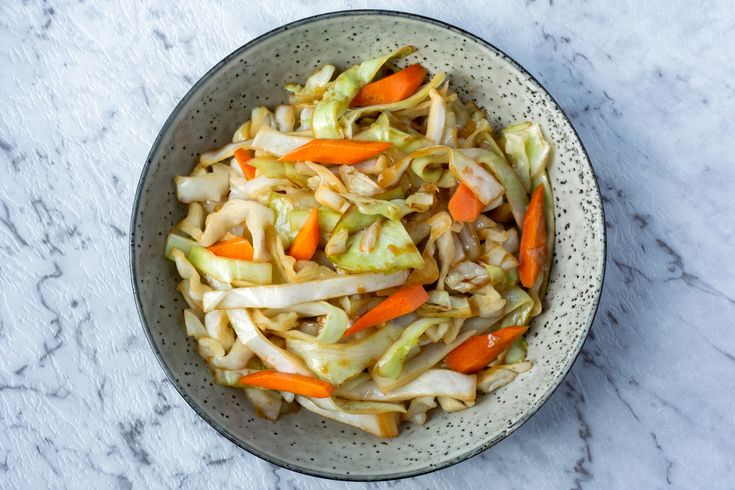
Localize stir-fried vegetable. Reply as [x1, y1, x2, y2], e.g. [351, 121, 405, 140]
[167, 46, 554, 436]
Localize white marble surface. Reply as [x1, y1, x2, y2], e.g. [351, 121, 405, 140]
[1, 0, 733, 488]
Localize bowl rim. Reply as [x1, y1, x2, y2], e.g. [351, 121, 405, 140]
[130, 8, 607, 482]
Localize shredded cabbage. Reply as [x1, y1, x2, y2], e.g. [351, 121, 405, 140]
[165, 46, 556, 435]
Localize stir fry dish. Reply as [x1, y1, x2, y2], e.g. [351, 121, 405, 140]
[165, 46, 554, 437]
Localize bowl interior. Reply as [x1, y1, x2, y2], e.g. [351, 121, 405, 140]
[131, 11, 605, 480]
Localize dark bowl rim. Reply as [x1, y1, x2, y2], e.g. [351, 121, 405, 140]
[129, 8, 607, 483]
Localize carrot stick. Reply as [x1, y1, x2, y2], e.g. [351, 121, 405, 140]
[234, 148, 257, 180]
[238, 371, 334, 398]
[279, 139, 391, 165]
[288, 208, 320, 260]
[445, 326, 528, 373]
[207, 237, 254, 260]
[343, 283, 429, 337]
[350, 64, 427, 107]
[448, 183, 484, 222]
[519, 184, 547, 288]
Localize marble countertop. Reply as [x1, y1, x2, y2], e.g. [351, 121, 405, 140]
[1, 1, 733, 488]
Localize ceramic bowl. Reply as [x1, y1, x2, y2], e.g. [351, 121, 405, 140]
[130, 10, 606, 481]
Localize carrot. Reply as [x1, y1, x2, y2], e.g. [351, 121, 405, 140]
[445, 326, 528, 374]
[279, 139, 391, 165]
[519, 184, 547, 288]
[288, 208, 320, 260]
[448, 183, 484, 222]
[207, 237, 254, 260]
[234, 148, 257, 180]
[238, 371, 334, 398]
[343, 283, 429, 337]
[350, 64, 427, 107]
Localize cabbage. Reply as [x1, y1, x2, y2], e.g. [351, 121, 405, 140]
[403, 396, 437, 425]
[410, 153, 447, 183]
[285, 64, 335, 104]
[172, 249, 212, 310]
[245, 386, 283, 421]
[417, 291, 472, 318]
[445, 261, 491, 292]
[437, 396, 469, 412]
[338, 165, 382, 196]
[274, 105, 295, 132]
[504, 337, 528, 364]
[448, 148, 504, 205]
[425, 88, 446, 143]
[187, 246, 272, 284]
[462, 146, 529, 228]
[251, 126, 311, 157]
[314, 185, 349, 213]
[282, 301, 349, 343]
[175, 165, 229, 203]
[210, 340, 254, 370]
[197, 338, 224, 362]
[232, 120, 251, 142]
[371, 329, 476, 392]
[177, 203, 204, 241]
[229, 175, 290, 201]
[296, 396, 401, 437]
[468, 284, 507, 319]
[328, 218, 424, 273]
[248, 157, 308, 185]
[500, 122, 552, 194]
[183, 309, 207, 338]
[335, 400, 406, 414]
[499, 286, 534, 326]
[374, 318, 446, 379]
[165, 233, 198, 260]
[251, 309, 299, 332]
[204, 309, 235, 350]
[355, 112, 431, 153]
[199, 141, 251, 167]
[335, 369, 476, 402]
[198, 200, 274, 262]
[285, 322, 402, 384]
[477, 361, 532, 393]
[203, 270, 408, 310]
[227, 309, 313, 376]
[311, 46, 414, 138]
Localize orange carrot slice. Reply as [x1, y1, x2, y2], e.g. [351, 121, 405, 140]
[518, 184, 547, 288]
[279, 139, 391, 165]
[234, 148, 257, 180]
[288, 208, 320, 260]
[448, 183, 484, 222]
[445, 326, 528, 373]
[238, 371, 334, 398]
[350, 64, 427, 107]
[207, 237, 254, 260]
[343, 283, 429, 337]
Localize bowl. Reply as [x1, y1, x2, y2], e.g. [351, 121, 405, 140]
[130, 10, 606, 481]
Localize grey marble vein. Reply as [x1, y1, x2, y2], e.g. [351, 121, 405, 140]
[1, 0, 733, 488]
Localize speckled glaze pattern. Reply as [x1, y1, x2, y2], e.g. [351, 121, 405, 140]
[130, 11, 605, 481]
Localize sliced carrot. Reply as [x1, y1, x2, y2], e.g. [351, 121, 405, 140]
[343, 283, 429, 337]
[519, 184, 547, 288]
[234, 148, 257, 180]
[207, 237, 254, 260]
[279, 139, 391, 165]
[350, 64, 427, 107]
[448, 183, 484, 222]
[445, 326, 528, 374]
[238, 371, 334, 398]
[288, 208, 319, 260]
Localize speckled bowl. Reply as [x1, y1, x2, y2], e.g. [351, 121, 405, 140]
[130, 10, 605, 481]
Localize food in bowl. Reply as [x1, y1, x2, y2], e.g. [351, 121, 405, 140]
[164, 46, 555, 437]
